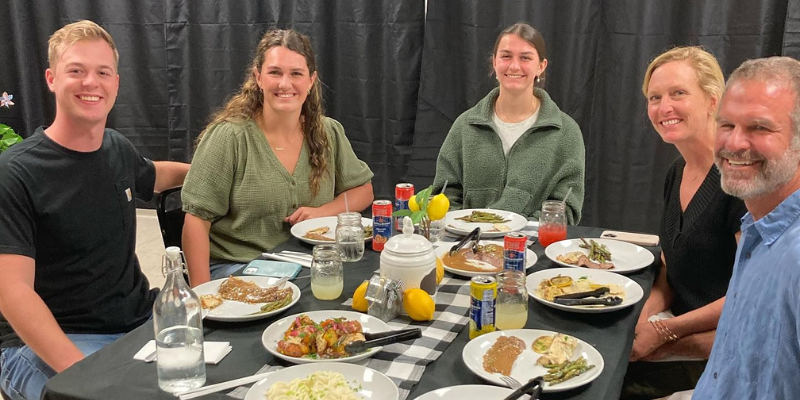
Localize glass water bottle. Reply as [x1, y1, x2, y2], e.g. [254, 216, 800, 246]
[153, 246, 206, 393]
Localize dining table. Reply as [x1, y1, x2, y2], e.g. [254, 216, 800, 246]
[43, 224, 659, 400]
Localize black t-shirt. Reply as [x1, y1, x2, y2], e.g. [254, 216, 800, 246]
[660, 157, 747, 316]
[0, 127, 158, 348]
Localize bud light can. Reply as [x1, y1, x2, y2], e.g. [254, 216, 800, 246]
[504, 232, 527, 271]
[372, 200, 393, 252]
[394, 183, 414, 231]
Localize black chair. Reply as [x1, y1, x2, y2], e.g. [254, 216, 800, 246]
[156, 187, 185, 249]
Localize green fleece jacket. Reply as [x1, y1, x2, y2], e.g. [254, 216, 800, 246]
[432, 87, 585, 224]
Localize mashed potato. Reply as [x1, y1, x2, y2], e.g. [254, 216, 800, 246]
[266, 371, 360, 400]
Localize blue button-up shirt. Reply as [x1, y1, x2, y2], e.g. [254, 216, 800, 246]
[693, 188, 800, 399]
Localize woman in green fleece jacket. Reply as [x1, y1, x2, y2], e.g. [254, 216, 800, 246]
[432, 23, 585, 224]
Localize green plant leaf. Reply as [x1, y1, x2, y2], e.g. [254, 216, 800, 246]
[392, 209, 413, 217]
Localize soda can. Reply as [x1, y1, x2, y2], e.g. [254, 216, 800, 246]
[372, 200, 393, 252]
[469, 276, 497, 339]
[394, 183, 415, 231]
[503, 232, 527, 271]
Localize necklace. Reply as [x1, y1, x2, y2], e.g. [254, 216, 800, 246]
[495, 96, 539, 123]
[274, 135, 296, 151]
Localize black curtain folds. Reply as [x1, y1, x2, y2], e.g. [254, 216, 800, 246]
[408, 0, 800, 232]
[1, 0, 799, 232]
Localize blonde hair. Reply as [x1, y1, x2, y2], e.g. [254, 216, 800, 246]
[48, 20, 119, 69]
[198, 29, 328, 196]
[642, 46, 724, 104]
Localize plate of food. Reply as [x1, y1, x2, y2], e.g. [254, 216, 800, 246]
[244, 362, 399, 400]
[545, 238, 655, 273]
[434, 240, 538, 277]
[262, 310, 392, 364]
[416, 385, 529, 400]
[444, 209, 528, 238]
[462, 329, 604, 392]
[290, 216, 373, 245]
[526, 268, 643, 313]
[194, 276, 300, 322]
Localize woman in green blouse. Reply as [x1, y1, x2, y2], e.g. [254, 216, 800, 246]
[181, 29, 374, 287]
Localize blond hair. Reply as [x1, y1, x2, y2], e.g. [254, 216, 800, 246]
[48, 20, 119, 69]
[198, 29, 328, 196]
[642, 46, 724, 105]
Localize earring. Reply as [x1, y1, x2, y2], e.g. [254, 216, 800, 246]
[307, 89, 311, 95]
[535, 76, 541, 83]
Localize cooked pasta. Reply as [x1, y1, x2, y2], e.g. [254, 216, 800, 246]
[266, 371, 360, 400]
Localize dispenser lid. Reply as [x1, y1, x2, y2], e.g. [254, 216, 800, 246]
[383, 216, 434, 255]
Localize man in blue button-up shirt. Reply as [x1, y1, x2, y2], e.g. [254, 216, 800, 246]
[693, 57, 800, 399]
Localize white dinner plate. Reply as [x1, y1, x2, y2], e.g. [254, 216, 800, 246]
[262, 310, 391, 364]
[444, 209, 528, 238]
[244, 362, 399, 400]
[290, 216, 373, 245]
[193, 276, 300, 322]
[462, 329, 604, 392]
[434, 240, 538, 277]
[545, 238, 655, 273]
[526, 268, 644, 313]
[416, 385, 529, 400]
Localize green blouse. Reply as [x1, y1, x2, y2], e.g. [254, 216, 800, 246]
[182, 117, 373, 262]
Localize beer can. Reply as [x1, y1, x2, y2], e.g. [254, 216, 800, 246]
[469, 276, 497, 339]
[503, 232, 527, 272]
[372, 200, 393, 252]
[394, 183, 415, 231]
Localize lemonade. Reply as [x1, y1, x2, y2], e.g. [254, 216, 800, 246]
[311, 276, 343, 300]
[495, 303, 528, 330]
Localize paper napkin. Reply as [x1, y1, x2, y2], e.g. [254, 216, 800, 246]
[134, 340, 232, 365]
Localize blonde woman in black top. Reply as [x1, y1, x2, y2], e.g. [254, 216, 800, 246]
[622, 47, 746, 399]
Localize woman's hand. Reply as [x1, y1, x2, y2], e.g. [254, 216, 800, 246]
[630, 321, 665, 361]
[285, 206, 326, 225]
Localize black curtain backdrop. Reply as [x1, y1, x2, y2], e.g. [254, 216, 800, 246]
[0, 0, 424, 206]
[1, 0, 799, 232]
[408, 0, 800, 232]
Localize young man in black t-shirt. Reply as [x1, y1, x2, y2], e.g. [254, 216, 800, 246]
[0, 20, 189, 400]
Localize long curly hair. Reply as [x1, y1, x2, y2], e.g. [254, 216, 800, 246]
[198, 29, 328, 196]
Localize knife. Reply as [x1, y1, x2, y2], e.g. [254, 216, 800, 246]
[502, 376, 544, 400]
[449, 227, 482, 256]
[553, 296, 623, 306]
[344, 328, 422, 354]
[553, 286, 609, 300]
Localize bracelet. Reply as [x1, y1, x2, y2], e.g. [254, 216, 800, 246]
[649, 319, 679, 343]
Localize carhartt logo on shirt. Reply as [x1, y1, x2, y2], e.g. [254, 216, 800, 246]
[125, 188, 132, 201]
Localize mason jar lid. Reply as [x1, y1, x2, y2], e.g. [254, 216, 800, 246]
[383, 216, 433, 256]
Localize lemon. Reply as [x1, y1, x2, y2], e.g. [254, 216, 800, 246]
[403, 288, 435, 321]
[352, 280, 369, 312]
[435, 256, 444, 285]
[409, 195, 420, 213]
[427, 193, 450, 221]
[549, 275, 573, 288]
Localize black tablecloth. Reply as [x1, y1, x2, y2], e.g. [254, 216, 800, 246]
[43, 225, 659, 400]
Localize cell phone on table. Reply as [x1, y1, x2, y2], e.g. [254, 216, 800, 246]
[600, 230, 659, 247]
[242, 260, 302, 279]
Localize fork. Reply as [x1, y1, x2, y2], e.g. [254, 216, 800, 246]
[270, 276, 289, 288]
[500, 375, 522, 389]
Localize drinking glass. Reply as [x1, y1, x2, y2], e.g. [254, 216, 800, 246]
[419, 215, 445, 243]
[495, 270, 528, 330]
[310, 244, 344, 300]
[336, 212, 365, 262]
[538, 200, 567, 247]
